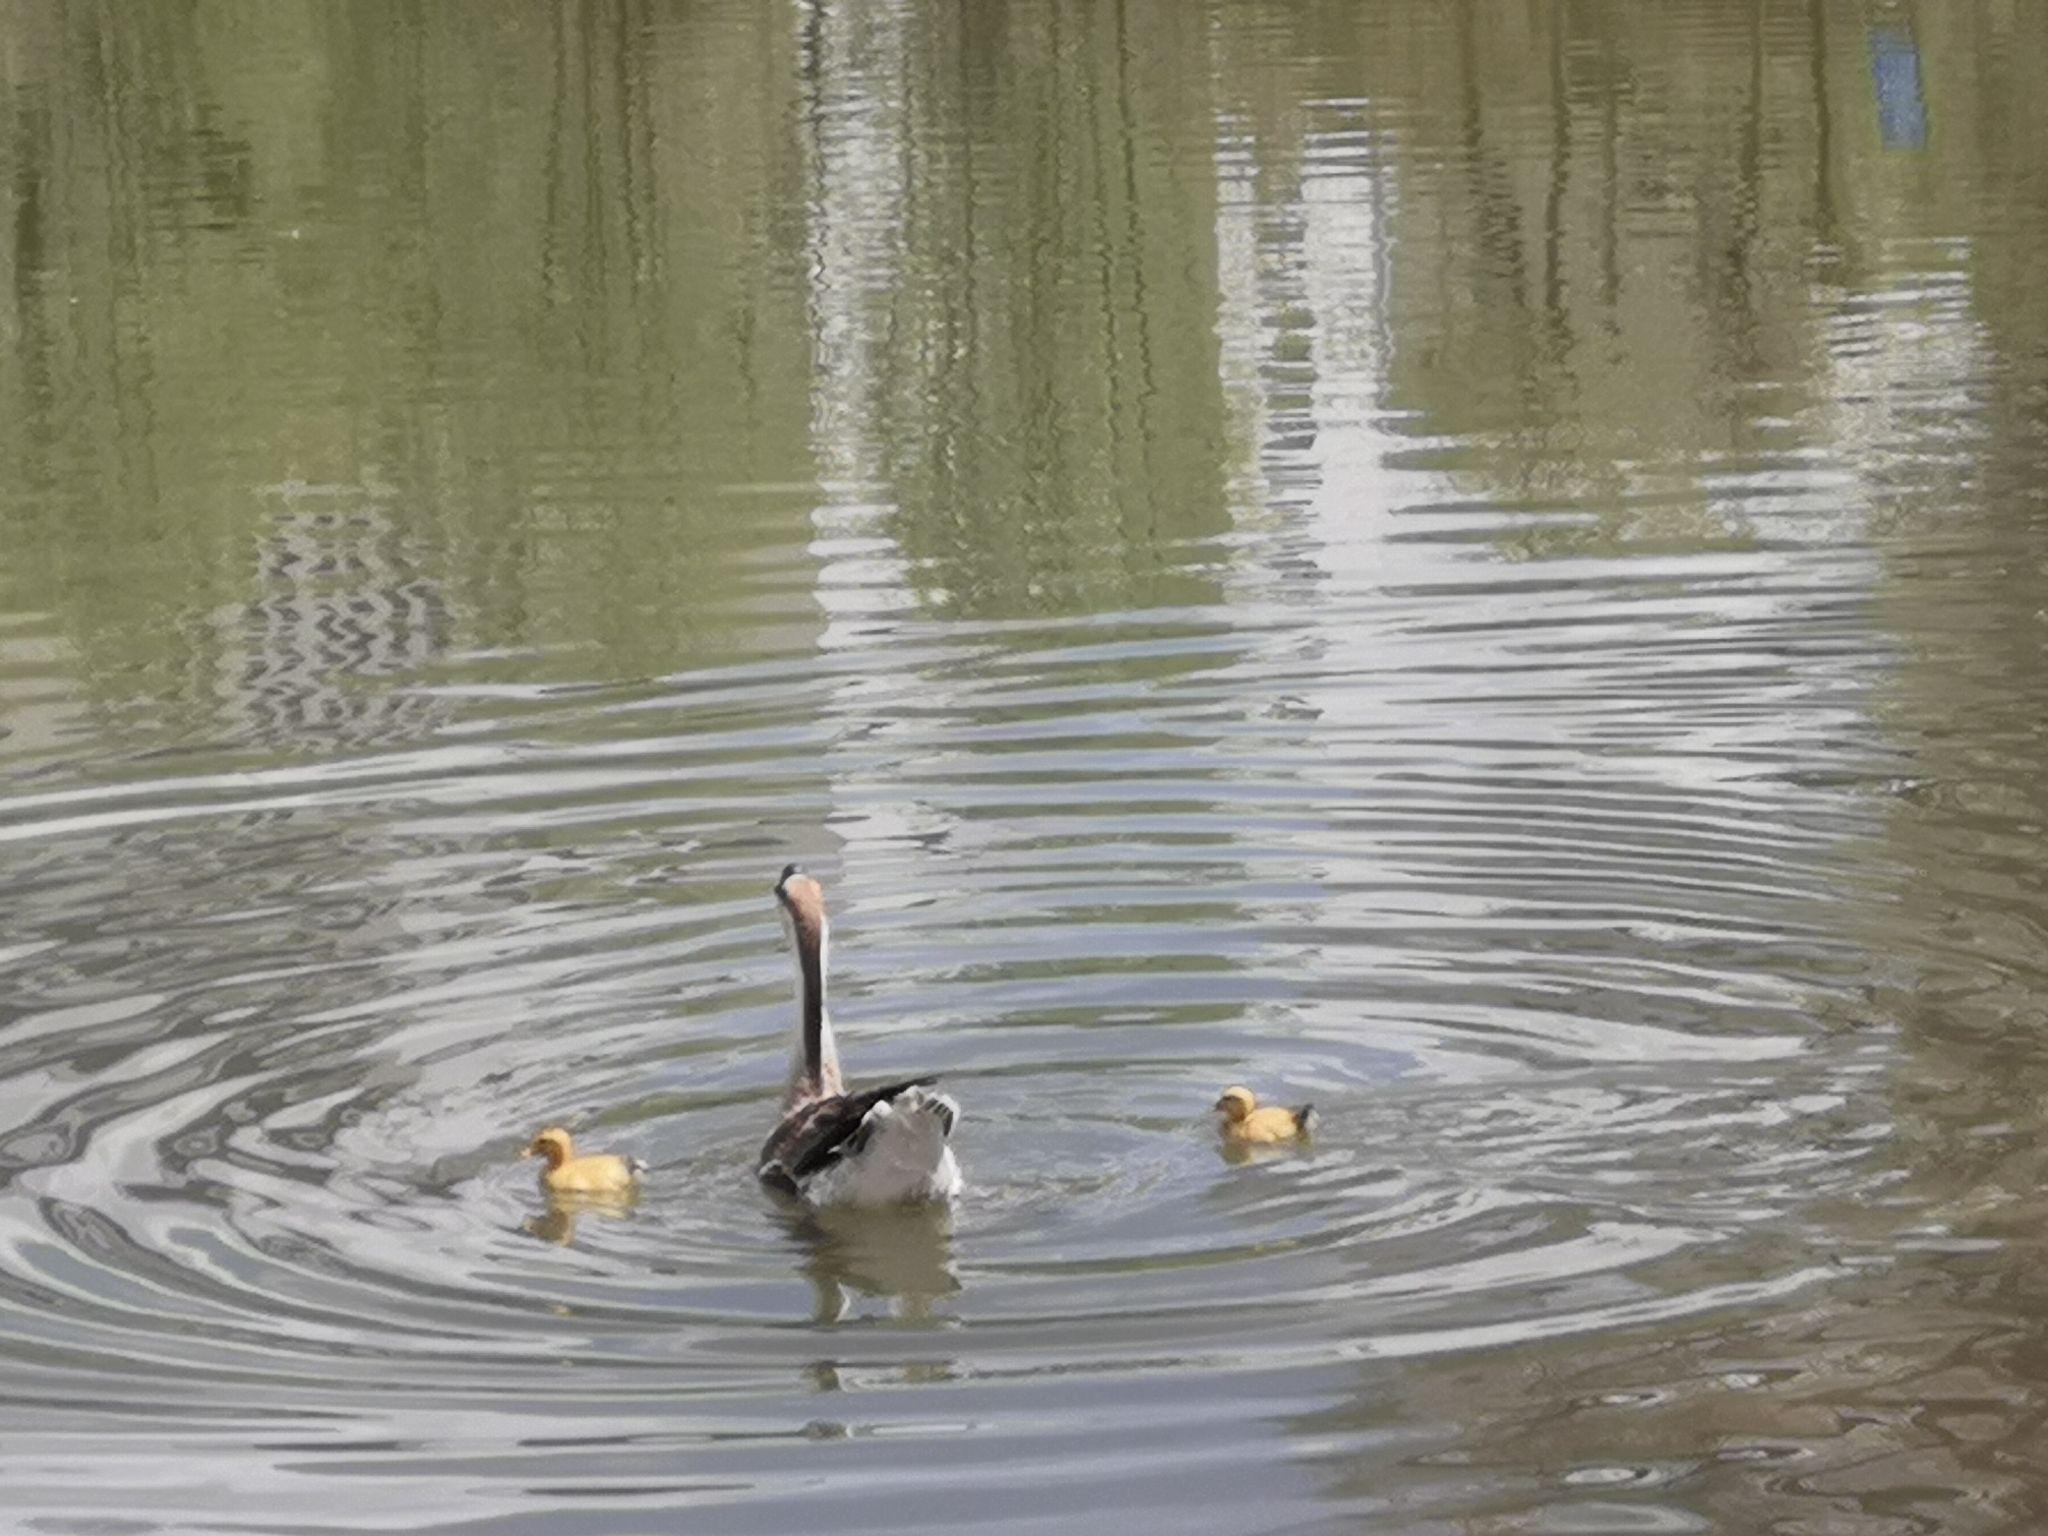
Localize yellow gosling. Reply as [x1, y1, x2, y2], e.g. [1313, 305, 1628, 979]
[521, 1126, 645, 1195]
[1213, 1086, 1316, 1145]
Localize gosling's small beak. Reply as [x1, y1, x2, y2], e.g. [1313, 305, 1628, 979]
[1212, 1096, 1231, 1111]
[519, 1144, 537, 1159]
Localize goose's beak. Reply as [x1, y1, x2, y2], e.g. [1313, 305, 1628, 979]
[519, 1144, 537, 1159]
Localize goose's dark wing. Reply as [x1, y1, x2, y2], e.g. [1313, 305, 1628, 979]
[756, 1076, 938, 1194]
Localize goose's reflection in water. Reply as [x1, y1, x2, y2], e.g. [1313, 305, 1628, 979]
[784, 1201, 960, 1326]
[522, 1188, 639, 1247]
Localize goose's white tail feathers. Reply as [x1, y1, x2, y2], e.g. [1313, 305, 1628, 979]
[810, 1087, 962, 1208]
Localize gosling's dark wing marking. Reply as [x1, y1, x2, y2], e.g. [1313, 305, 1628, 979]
[756, 1076, 938, 1190]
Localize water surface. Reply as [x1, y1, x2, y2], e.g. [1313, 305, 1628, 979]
[5, 1, 2048, 1531]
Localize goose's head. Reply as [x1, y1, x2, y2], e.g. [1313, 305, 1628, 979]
[523, 1127, 575, 1168]
[775, 864, 828, 934]
[1213, 1086, 1257, 1124]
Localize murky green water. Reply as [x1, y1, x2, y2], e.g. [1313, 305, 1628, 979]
[4, 0, 2048, 1530]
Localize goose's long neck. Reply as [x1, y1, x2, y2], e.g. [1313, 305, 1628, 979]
[785, 910, 842, 1104]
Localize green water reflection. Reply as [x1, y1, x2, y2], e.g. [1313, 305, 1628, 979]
[6, 2, 2045, 714]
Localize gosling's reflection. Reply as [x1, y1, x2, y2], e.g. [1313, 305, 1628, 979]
[1216, 1136, 1316, 1169]
[522, 1188, 639, 1247]
[785, 1200, 960, 1325]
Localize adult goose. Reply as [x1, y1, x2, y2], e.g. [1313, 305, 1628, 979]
[756, 865, 962, 1206]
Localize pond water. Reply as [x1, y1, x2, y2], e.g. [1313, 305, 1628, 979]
[4, 1, 2048, 1531]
